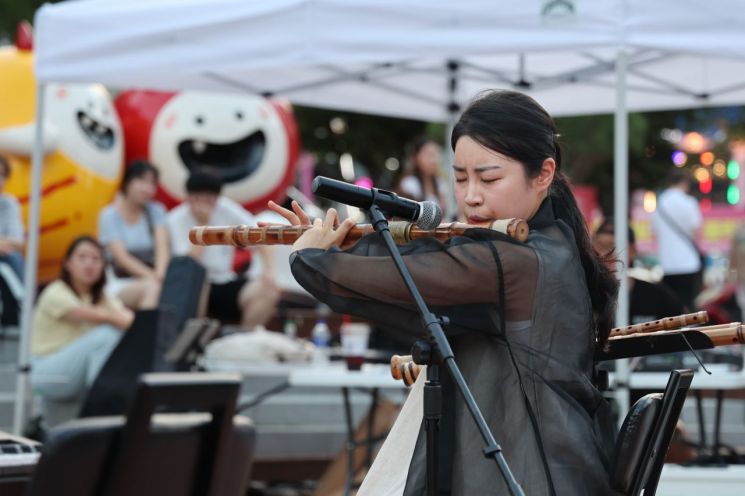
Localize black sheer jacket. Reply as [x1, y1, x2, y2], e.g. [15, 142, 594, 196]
[291, 199, 620, 495]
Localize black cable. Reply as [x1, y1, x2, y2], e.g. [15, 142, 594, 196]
[679, 333, 711, 374]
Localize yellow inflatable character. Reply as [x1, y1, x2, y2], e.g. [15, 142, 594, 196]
[0, 25, 123, 282]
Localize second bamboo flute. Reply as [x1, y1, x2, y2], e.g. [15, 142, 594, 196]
[189, 218, 529, 248]
[609, 311, 709, 338]
[611, 322, 745, 347]
[392, 323, 745, 386]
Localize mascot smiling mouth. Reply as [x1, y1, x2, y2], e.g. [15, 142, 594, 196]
[77, 111, 115, 150]
[177, 130, 266, 184]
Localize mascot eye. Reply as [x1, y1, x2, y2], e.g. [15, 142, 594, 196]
[235, 111, 243, 120]
[195, 116, 205, 126]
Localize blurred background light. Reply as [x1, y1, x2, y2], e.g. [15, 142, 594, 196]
[727, 160, 740, 180]
[672, 150, 687, 166]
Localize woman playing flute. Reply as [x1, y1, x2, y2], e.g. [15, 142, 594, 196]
[270, 90, 620, 495]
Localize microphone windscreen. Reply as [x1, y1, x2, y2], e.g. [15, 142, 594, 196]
[416, 201, 442, 230]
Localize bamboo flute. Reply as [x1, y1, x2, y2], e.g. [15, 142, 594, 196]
[609, 311, 709, 338]
[189, 218, 529, 248]
[392, 323, 745, 386]
[610, 322, 745, 347]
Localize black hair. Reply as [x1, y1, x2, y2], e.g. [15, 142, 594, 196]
[185, 168, 223, 195]
[451, 90, 618, 349]
[0, 155, 10, 179]
[595, 218, 636, 246]
[60, 235, 106, 305]
[121, 160, 159, 193]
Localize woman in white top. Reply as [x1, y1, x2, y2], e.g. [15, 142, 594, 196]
[394, 137, 448, 218]
[98, 160, 170, 309]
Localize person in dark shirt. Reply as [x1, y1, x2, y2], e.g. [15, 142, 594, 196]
[593, 219, 685, 325]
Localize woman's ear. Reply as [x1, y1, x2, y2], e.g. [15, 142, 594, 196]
[535, 158, 556, 193]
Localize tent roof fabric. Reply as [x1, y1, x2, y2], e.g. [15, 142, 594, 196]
[35, 0, 745, 119]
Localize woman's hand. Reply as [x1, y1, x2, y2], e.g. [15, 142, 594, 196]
[291, 208, 356, 252]
[266, 200, 312, 226]
[110, 307, 135, 331]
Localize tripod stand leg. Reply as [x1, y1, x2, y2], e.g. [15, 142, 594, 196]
[424, 365, 441, 496]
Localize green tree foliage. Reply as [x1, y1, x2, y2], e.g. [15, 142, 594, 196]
[0, 0, 62, 43]
[293, 104, 744, 216]
[557, 111, 681, 214]
[293, 105, 434, 189]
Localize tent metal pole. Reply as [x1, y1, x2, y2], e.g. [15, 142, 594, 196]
[613, 50, 631, 426]
[444, 116, 457, 217]
[443, 60, 460, 218]
[13, 83, 46, 435]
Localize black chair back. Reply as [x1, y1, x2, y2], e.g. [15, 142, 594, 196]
[79, 308, 179, 417]
[28, 372, 255, 496]
[159, 256, 207, 333]
[610, 369, 694, 496]
[79, 258, 208, 418]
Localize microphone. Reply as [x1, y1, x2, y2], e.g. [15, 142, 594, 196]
[311, 176, 443, 230]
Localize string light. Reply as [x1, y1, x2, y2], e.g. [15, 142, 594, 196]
[699, 178, 712, 194]
[694, 167, 710, 183]
[727, 184, 740, 205]
[672, 151, 687, 167]
[728, 160, 740, 180]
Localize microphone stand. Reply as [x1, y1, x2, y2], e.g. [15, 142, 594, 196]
[367, 204, 524, 496]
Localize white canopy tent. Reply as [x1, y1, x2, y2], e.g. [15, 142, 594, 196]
[15, 0, 745, 433]
[33, 0, 745, 120]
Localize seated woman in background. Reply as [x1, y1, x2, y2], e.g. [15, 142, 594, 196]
[394, 137, 449, 218]
[30, 236, 133, 400]
[98, 160, 170, 309]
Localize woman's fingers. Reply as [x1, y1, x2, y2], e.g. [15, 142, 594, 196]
[267, 200, 301, 225]
[291, 210, 356, 252]
[324, 208, 338, 231]
[291, 201, 312, 225]
[334, 217, 357, 246]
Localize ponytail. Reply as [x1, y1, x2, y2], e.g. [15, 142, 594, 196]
[550, 169, 618, 349]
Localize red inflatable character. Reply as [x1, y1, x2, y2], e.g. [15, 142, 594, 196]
[115, 91, 300, 212]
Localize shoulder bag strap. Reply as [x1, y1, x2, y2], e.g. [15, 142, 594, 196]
[657, 204, 702, 256]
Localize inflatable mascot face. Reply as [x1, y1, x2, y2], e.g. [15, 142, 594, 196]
[0, 30, 123, 282]
[115, 90, 300, 212]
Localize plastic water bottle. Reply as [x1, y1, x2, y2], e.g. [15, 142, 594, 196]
[311, 319, 331, 365]
[283, 318, 298, 340]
